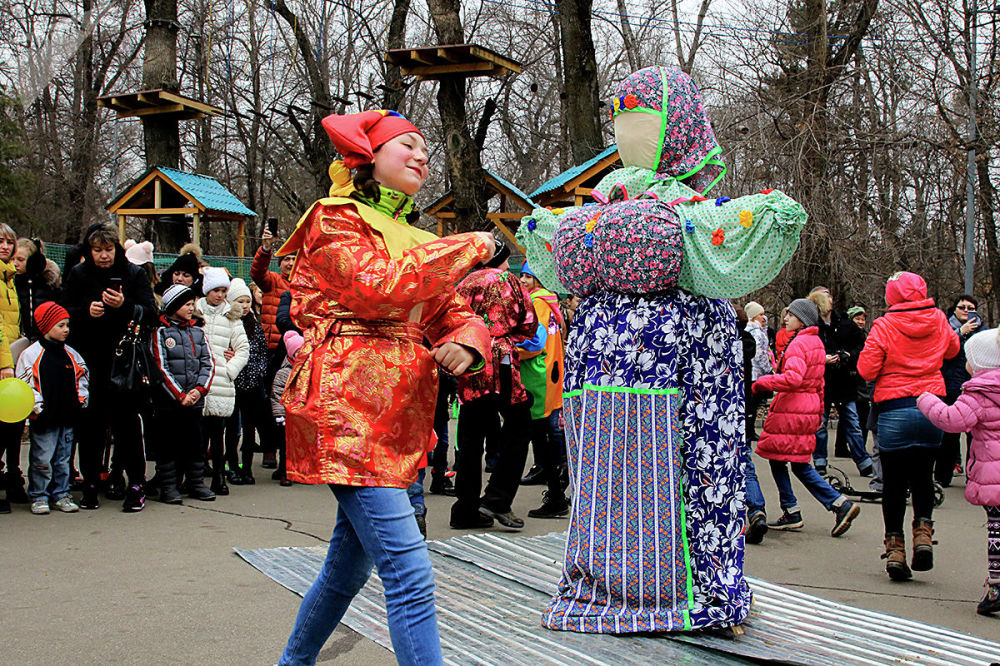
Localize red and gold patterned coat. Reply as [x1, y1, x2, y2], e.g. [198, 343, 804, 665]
[280, 200, 492, 488]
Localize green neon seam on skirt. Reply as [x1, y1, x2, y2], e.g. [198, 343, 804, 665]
[672, 393, 695, 630]
[563, 384, 680, 398]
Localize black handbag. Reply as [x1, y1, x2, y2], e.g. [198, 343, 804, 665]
[109, 305, 152, 402]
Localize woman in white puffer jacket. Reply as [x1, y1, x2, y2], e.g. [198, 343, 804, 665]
[196, 267, 249, 495]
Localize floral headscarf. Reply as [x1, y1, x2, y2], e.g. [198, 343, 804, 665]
[611, 66, 725, 193]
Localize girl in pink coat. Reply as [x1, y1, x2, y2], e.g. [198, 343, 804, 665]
[753, 298, 860, 537]
[917, 327, 1000, 615]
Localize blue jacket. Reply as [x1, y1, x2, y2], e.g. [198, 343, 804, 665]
[151, 315, 215, 406]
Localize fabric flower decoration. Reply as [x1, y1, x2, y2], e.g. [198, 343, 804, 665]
[761, 188, 774, 194]
[685, 220, 695, 233]
[623, 94, 639, 109]
[526, 218, 537, 232]
[715, 197, 730, 206]
[712, 228, 725, 246]
[739, 211, 753, 228]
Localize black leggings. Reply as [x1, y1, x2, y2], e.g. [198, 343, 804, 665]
[880, 446, 936, 534]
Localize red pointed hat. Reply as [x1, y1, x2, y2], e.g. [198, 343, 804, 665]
[321, 110, 423, 168]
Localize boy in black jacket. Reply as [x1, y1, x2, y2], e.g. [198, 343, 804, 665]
[150, 285, 216, 504]
[16, 302, 89, 514]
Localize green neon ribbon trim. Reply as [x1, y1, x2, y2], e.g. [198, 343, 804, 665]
[563, 384, 680, 398]
[679, 472, 695, 630]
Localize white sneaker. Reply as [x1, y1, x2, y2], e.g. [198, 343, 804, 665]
[30, 500, 50, 515]
[54, 496, 79, 513]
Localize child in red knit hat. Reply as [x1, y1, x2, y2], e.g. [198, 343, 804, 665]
[15, 301, 89, 514]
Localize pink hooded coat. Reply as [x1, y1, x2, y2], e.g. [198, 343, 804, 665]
[752, 327, 826, 463]
[917, 369, 1000, 506]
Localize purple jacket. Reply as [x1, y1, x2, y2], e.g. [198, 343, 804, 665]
[917, 368, 1000, 506]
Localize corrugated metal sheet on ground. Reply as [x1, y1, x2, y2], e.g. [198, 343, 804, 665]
[236, 532, 1000, 665]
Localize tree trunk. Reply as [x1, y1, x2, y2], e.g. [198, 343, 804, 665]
[556, 0, 603, 164]
[426, 0, 489, 233]
[382, 0, 411, 110]
[271, 0, 335, 200]
[65, 0, 98, 244]
[142, 0, 187, 250]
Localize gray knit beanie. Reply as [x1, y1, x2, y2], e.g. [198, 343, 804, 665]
[787, 298, 819, 328]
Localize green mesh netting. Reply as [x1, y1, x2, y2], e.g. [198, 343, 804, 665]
[44, 243, 278, 283]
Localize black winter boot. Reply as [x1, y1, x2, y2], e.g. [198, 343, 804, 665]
[156, 460, 183, 504]
[184, 459, 216, 501]
[211, 473, 230, 496]
[4, 472, 29, 504]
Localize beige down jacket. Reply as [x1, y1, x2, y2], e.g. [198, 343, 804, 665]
[196, 297, 249, 418]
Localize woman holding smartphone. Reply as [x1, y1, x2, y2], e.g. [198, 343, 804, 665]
[60, 224, 157, 511]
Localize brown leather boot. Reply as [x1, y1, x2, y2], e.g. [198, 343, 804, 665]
[911, 518, 934, 571]
[882, 533, 912, 581]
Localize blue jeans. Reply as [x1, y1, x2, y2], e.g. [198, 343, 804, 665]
[28, 423, 74, 502]
[279, 486, 441, 666]
[745, 445, 766, 516]
[407, 468, 426, 518]
[814, 401, 872, 472]
[769, 460, 842, 511]
[877, 405, 942, 452]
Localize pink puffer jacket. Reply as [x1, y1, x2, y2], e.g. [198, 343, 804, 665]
[752, 327, 826, 463]
[917, 368, 1000, 506]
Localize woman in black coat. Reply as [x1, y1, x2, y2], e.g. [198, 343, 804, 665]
[60, 224, 157, 511]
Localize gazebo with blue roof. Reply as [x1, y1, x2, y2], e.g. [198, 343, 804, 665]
[107, 166, 257, 255]
[531, 145, 621, 208]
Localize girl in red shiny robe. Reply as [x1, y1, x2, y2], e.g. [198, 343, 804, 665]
[275, 110, 496, 666]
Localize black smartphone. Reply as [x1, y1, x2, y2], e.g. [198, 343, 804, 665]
[108, 277, 123, 291]
[267, 217, 279, 235]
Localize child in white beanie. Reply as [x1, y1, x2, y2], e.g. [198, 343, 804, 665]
[195, 267, 249, 495]
[918, 328, 1000, 615]
[225, 278, 269, 484]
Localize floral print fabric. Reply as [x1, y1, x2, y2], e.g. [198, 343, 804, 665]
[456, 268, 537, 405]
[543, 289, 752, 632]
[552, 197, 683, 297]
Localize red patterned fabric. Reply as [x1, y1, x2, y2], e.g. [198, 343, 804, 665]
[281, 201, 492, 488]
[455, 268, 537, 405]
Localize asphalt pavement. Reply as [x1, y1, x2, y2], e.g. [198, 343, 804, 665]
[2, 431, 997, 665]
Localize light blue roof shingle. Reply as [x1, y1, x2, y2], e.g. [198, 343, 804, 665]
[158, 166, 257, 217]
[486, 170, 535, 207]
[530, 145, 619, 198]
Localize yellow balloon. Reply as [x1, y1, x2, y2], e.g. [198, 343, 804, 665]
[0, 377, 34, 423]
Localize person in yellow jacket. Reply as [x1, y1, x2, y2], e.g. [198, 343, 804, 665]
[518, 262, 571, 518]
[1, 223, 28, 507]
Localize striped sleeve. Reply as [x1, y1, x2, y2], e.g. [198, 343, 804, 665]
[152, 328, 186, 402]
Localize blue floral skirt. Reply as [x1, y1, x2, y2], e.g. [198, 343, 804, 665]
[542, 290, 752, 633]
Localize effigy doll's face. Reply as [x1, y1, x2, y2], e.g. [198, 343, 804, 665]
[614, 112, 663, 171]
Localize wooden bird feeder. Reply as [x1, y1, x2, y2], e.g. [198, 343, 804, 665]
[385, 44, 521, 80]
[97, 89, 223, 120]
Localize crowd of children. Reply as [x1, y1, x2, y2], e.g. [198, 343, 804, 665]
[0, 222, 300, 517]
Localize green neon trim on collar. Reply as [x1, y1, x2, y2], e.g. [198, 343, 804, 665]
[563, 384, 680, 398]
